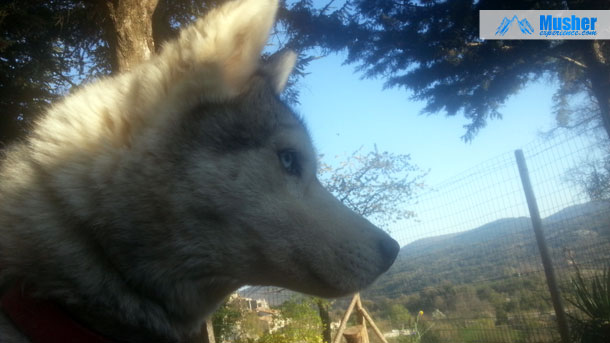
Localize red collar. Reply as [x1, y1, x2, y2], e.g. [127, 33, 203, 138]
[1, 282, 114, 343]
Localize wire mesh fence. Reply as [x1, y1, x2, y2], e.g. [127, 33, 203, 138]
[210, 127, 610, 343]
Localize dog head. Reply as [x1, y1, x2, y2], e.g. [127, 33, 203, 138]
[166, 74, 399, 299]
[145, 0, 400, 300]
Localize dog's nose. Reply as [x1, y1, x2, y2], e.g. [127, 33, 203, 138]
[379, 237, 400, 270]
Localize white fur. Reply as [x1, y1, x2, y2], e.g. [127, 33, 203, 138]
[0, 0, 399, 341]
[26, 0, 277, 163]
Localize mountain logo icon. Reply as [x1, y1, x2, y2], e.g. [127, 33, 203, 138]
[495, 15, 534, 36]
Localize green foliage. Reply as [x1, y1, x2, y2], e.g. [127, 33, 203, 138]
[494, 307, 509, 326]
[313, 297, 332, 343]
[420, 331, 442, 343]
[566, 265, 610, 343]
[240, 311, 268, 339]
[212, 298, 243, 342]
[457, 319, 521, 343]
[257, 297, 323, 343]
[396, 311, 438, 343]
[388, 304, 413, 330]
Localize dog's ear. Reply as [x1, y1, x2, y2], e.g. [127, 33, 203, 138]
[264, 50, 297, 94]
[165, 0, 279, 100]
[208, 0, 278, 94]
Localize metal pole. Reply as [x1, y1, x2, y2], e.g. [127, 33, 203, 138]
[514, 149, 570, 343]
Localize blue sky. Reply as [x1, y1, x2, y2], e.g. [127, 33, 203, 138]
[292, 52, 602, 246]
[296, 52, 557, 186]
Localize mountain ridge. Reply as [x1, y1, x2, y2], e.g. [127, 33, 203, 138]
[368, 201, 610, 297]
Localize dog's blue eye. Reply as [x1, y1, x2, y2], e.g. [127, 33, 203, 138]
[278, 150, 300, 176]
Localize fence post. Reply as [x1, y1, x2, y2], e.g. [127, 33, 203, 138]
[514, 149, 570, 343]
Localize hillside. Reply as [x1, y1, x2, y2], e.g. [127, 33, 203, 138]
[368, 201, 610, 297]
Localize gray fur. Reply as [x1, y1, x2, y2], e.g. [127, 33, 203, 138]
[0, 0, 399, 341]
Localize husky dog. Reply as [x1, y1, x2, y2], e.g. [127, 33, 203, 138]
[0, 0, 399, 341]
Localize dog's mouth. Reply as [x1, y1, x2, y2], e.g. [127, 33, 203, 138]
[243, 238, 399, 299]
[297, 263, 387, 298]
[261, 266, 353, 298]
[283, 240, 399, 298]
[304, 264, 356, 297]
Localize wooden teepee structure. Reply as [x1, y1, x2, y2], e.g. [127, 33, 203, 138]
[332, 293, 388, 343]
